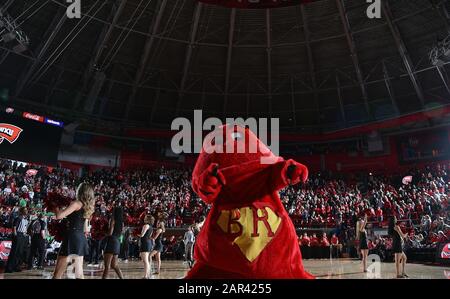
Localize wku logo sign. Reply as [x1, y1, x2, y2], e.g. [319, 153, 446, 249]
[441, 243, 450, 259]
[217, 206, 281, 262]
[0, 123, 23, 144]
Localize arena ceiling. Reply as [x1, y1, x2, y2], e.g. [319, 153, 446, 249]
[0, 0, 449, 135]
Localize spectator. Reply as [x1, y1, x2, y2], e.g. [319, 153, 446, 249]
[183, 225, 195, 268]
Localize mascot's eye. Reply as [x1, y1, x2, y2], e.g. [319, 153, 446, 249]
[231, 132, 242, 141]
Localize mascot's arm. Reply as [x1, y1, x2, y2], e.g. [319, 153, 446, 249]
[271, 159, 309, 191]
[192, 163, 226, 204]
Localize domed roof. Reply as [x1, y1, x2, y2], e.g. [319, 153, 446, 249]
[0, 0, 448, 134]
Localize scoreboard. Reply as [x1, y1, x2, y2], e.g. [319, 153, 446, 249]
[0, 111, 63, 166]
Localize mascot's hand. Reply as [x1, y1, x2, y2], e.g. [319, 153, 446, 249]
[285, 160, 309, 185]
[196, 163, 226, 204]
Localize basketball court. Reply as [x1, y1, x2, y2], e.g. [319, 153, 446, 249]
[1, 259, 448, 279]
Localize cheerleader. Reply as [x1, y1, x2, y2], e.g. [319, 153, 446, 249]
[140, 215, 155, 279]
[150, 221, 165, 275]
[389, 216, 408, 278]
[102, 203, 124, 279]
[53, 183, 95, 279]
[357, 214, 369, 272]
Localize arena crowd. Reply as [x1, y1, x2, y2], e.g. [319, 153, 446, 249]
[0, 158, 448, 269]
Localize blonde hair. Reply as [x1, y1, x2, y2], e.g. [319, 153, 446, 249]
[76, 183, 95, 219]
[355, 221, 361, 240]
[158, 221, 166, 233]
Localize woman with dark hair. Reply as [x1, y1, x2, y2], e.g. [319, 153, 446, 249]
[358, 214, 369, 272]
[388, 216, 408, 278]
[53, 183, 95, 279]
[102, 203, 124, 279]
[140, 215, 155, 279]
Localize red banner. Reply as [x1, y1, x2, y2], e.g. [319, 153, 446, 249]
[198, 0, 314, 9]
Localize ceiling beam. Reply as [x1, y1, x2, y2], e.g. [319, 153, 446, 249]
[13, 9, 67, 100]
[8, 36, 449, 99]
[290, 76, 298, 127]
[73, 0, 127, 110]
[301, 4, 321, 125]
[100, 70, 116, 117]
[44, 66, 64, 105]
[149, 78, 161, 125]
[1, 0, 14, 11]
[0, 50, 9, 66]
[336, 0, 371, 119]
[44, 0, 437, 50]
[382, 0, 425, 107]
[175, 2, 203, 117]
[73, 0, 127, 109]
[439, 0, 450, 33]
[125, 0, 168, 120]
[92, 0, 127, 68]
[436, 66, 450, 98]
[223, 8, 236, 118]
[382, 60, 400, 115]
[335, 72, 347, 125]
[266, 8, 272, 117]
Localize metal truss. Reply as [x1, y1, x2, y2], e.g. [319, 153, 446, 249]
[2, 0, 449, 131]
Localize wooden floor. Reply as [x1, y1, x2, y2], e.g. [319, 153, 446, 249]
[0, 259, 448, 279]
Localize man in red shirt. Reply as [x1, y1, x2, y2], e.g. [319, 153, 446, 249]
[320, 232, 330, 247]
[318, 232, 331, 259]
[301, 233, 310, 247]
[331, 233, 339, 245]
[310, 233, 319, 247]
[310, 233, 320, 258]
[330, 233, 342, 258]
[437, 231, 448, 243]
[300, 233, 311, 259]
[376, 207, 383, 225]
[429, 233, 439, 244]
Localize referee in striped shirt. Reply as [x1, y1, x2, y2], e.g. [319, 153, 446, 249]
[5, 207, 29, 273]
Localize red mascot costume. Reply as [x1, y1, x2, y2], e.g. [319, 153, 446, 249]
[186, 124, 314, 279]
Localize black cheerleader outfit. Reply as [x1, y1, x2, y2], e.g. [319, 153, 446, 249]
[359, 230, 368, 250]
[59, 209, 89, 257]
[140, 225, 154, 253]
[153, 230, 164, 252]
[392, 228, 404, 254]
[104, 216, 123, 255]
